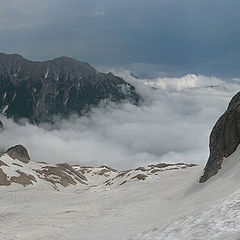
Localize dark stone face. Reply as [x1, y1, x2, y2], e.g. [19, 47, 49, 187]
[199, 91, 240, 183]
[6, 144, 30, 164]
[0, 54, 141, 123]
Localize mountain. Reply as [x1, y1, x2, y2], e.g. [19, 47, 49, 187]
[0, 53, 141, 123]
[200, 91, 240, 182]
[2, 80, 240, 239]
[0, 144, 196, 190]
[2, 144, 240, 239]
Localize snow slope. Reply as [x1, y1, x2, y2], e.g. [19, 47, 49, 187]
[1, 146, 240, 240]
[128, 145, 240, 240]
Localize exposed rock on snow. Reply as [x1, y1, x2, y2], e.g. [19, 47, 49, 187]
[5, 144, 30, 163]
[10, 170, 37, 187]
[200, 91, 240, 182]
[0, 168, 10, 186]
[73, 163, 196, 188]
[0, 153, 89, 189]
[0, 159, 8, 166]
[35, 163, 88, 189]
[0, 145, 197, 190]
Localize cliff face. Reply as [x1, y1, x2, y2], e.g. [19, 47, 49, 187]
[0, 53, 140, 123]
[200, 91, 240, 183]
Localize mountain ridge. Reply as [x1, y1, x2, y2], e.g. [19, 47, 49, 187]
[0, 144, 197, 190]
[0, 53, 141, 123]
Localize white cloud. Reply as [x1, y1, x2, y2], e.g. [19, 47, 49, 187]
[0, 72, 239, 170]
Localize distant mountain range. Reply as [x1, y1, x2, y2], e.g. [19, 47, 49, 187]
[0, 53, 141, 123]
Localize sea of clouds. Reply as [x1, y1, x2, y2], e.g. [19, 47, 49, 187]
[0, 71, 239, 169]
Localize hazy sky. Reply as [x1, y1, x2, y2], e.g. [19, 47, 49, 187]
[0, 0, 240, 77]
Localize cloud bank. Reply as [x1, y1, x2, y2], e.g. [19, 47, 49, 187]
[0, 72, 239, 169]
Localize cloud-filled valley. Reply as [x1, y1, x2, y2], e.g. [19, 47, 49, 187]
[0, 72, 239, 170]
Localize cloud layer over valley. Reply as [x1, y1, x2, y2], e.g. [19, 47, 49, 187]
[0, 72, 239, 169]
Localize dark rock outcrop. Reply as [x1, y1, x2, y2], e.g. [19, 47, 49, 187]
[0, 53, 141, 123]
[35, 163, 87, 189]
[0, 169, 10, 186]
[10, 170, 37, 187]
[200, 91, 240, 182]
[6, 144, 30, 163]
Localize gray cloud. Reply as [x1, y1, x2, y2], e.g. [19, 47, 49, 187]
[1, 0, 240, 77]
[0, 72, 239, 169]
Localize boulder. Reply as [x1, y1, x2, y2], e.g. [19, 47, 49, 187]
[6, 145, 30, 164]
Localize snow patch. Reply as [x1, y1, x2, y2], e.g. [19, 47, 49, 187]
[3, 92, 7, 101]
[44, 68, 49, 79]
[2, 105, 8, 113]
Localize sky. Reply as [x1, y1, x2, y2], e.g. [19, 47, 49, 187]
[0, 0, 240, 78]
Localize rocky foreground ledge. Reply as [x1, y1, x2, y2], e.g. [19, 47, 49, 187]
[200, 91, 240, 183]
[0, 145, 197, 190]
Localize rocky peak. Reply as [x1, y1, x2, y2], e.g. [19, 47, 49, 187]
[200, 91, 240, 182]
[0, 53, 141, 123]
[5, 145, 30, 164]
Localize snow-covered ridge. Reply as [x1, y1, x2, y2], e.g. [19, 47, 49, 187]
[73, 162, 197, 190]
[0, 145, 197, 191]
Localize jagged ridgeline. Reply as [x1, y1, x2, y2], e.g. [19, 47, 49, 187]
[0, 53, 141, 123]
